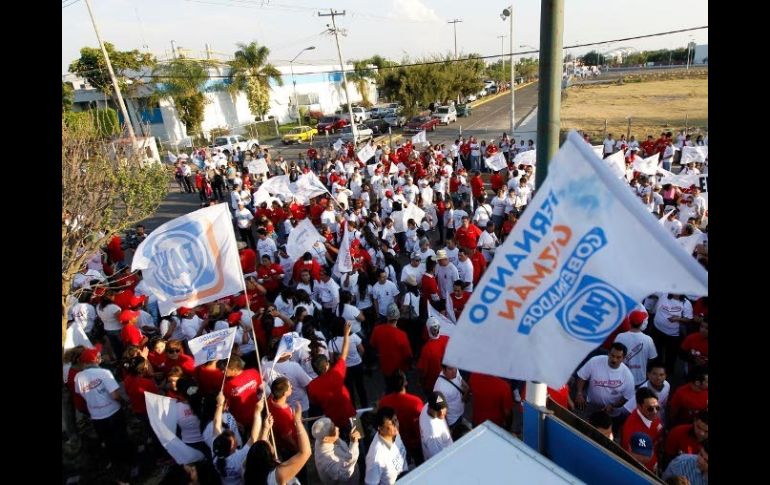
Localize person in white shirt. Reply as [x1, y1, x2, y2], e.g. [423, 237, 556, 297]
[402, 177, 418, 204]
[178, 307, 205, 342]
[623, 362, 671, 425]
[312, 417, 361, 485]
[365, 407, 408, 485]
[401, 254, 426, 289]
[433, 365, 469, 429]
[613, 310, 658, 386]
[434, 250, 459, 299]
[651, 294, 694, 375]
[514, 177, 533, 211]
[419, 391, 454, 460]
[472, 196, 493, 228]
[690, 187, 707, 222]
[255, 228, 277, 262]
[602, 134, 615, 157]
[442, 239, 460, 268]
[663, 210, 683, 237]
[455, 249, 475, 292]
[661, 140, 675, 172]
[317, 268, 341, 312]
[477, 222, 499, 263]
[575, 342, 636, 418]
[68, 293, 97, 335]
[372, 270, 400, 319]
[230, 183, 244, 212]
[234, 202, 255, 249]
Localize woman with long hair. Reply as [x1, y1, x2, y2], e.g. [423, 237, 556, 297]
[212, 392, 269, 485]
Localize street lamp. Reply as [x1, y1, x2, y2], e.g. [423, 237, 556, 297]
[501, 6, 514, 136]
[290, 46, 316, 124]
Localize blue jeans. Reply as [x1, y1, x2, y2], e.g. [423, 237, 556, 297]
[470, 155, 480, 172]
[662, 160, 672, 171]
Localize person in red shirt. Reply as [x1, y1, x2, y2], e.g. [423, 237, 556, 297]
[501, 211, 517, 238]
[107, 234, 125, 266]
[307, 322, 356, 430]
[239, 242, 257, 274]
[449, 173, 461, 195]
[416, 317, 449, 394]
[470, 171, 485, 199]
[622, 387, 664, 472]
[307, 146, 318, 161]
[663, 410, 708, 469]
[459, 140, 471, 170]
[668, 367, 708, 427]
[122, 355, 160, 417]
[289, 199, 308, 221]
[255, 202, 272, 222]
[196, 358, 225, 397]
[420, 261, 441, 315]
[269, 201, 288, 228]
[378, 370, 425, 464]
[309, 197, 326, 225]
[641, 135, 656, 158]
[119, 309, 147, 348]
[448, 280, 471, 321]
[370, 304, 413, 378]
[223, 355, 264, 428]
[468, 247, 487, 286]
[469, 372, 514, 429]
[349, 239, 372, 273]
[490, 170, 504, 193]
[64, 346, 89, 414]
[680, 320, 708, 370]
[257, 254, 285, 301]
[267, 377, 300, 460]
[454, 216, 482, 250]
[292, 253, 322, 283]
[111, 287, 136, 310]
[163, 339, 196, 375]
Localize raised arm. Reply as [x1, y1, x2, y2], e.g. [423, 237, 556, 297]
[340, 322, 352, 362]
[246, 396, 265, 446]
[213, 391, 226, 437]
[276, 402, 312, 484]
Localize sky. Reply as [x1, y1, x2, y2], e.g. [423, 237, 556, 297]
[62, 0, 708, 76]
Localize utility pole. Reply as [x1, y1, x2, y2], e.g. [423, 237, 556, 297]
[319, 9, 358, 143]
[448, 19, 463, 59]
[501, 7, 515, 136]
[497, 35, 506, 83]
[84, 0, 137, 146]
[170, 40, 177, 59]
[535, 0, 564, 188]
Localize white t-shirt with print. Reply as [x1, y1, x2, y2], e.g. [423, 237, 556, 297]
[614, 331, 658, 385]
[74, 367, 121, 420]
[203, 411, 243, 451]
[335, 303, 363, 335]
[433, 373, 466, 426]
[653, 295, 693, 336]
[419, 403, 453, 460]
[69, 302, 97, 333]
[177, 401, 205, 444]
[576, 355, 635, 417]
[97, 303, 123, 332]
[372, 280, 400, 317]
[330, 333, 363, 368]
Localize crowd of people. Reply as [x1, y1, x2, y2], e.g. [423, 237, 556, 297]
[64, 128, 708, 484]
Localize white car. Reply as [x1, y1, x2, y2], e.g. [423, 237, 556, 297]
[210, 134, 260, 156]
[340, 106, 370, 123]
[432, 105, 457, 125]
[337, 124, 374, 144]
[465, 93, 478, 102]
[477, 88, 488, 97]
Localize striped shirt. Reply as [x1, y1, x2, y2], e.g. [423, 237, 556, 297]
[663, 454, 707, 485]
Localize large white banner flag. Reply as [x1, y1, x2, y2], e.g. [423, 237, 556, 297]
[591, 145, 604, 159]
[286, 218, 325, 262]
[64, 323, 94, 350]
[485, 152, 508, 171]
[253, 186, 280, 207]
[335, 223, 354, 274]
[513, 149, 536, 166]
[603, 149, 626, 179]
[132, 204, 245, 316]
[659, 172, 701, 188]
[294, 172, 330, 202]
[261, 175, 291, 195]
[187, 327, 237, 366]
[357, 143, 376, 163]
[443, 131, 708, 387]
[411, 130, 428, 146]
[427, 302, 456, 337]
[681, 146, 708, 164]
[144, 392, 206, 465]
[402, 204, 426, 228]
[633, 154, 660, 176]
[252, 158, 270, 175]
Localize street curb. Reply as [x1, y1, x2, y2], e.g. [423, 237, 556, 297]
[469, 81, 537, 109]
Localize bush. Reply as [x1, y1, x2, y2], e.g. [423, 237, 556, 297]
[63, 108, 120, 139]
[210, 126, 231, 138]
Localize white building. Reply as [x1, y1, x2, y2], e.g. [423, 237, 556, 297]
[66, 63, 377, 146]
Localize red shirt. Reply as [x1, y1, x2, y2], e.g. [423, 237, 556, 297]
[270, 207, 288, 227]
[455, 224, 482, 250]
[469, 373, 514, 428]
[490, 173, 504, 192]
[669, 385, 708, 427]
[67, 368, 88, 412]
[240, 248, 257, 274]
[470, 252, 487, 285]
[448, 291, 471, 321]
[257, 263, 285, 292]
[290, 203, 308, 221]
[502, 219, 514, 236]
[120, 324, 144, 347]
[622, 409, 663, 472]
[256, 207, 272, 221]
[416, 335, 449, 393]
[460, 142, 471, 156]
[665, 424, 703, 460]
[307, 147, 318, 160]
[268, 398, 299, 456]
[307, 359, 356, 429]
[378, 392, 424, 453]
[692, 298, 708, 319]
[107, 235, 124, 264]
[196, 365, 225, 396]
[123, 374, 159, 415]
[292, 259, 322, 283]
[449, 177, 460, 194]
[681, 332, 708, 362]
[370, 324, 412, 377]
[309, 204, 324, 225]
[112, 289, 135, 311]
[148, 351, 166, 373]
[641, 140, 656, 157]
[470, 176, 485, 198]
[351, 247, 372, 273]
[224, 368, 263, 427]
[164, 353, 196, 376]
[420, 274, 440, 303]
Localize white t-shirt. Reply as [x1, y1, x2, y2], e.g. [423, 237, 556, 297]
[653, 295, 693, 336]
[69, 302, 97, 333]
[443, 246, 459, 267]
[456, 258, 475, 292]
[433, 373, 466, 426]
[74, 367, 121, 420]
[576, 355, 635, 417]
[257, 237, 278, 261]
[473, 204, 493, 227]
[234, 208, 253, 229]
[603, 138, 615, 154]
[419, 403, 453, 460]
[401, 264, 425, 288]
[97, 303, 123, 332]
[177, 401, 205, 444]
[160, 316, 185, 341]
[614, 331, 659, 385]
[372, 280, 400, 317]
[364, 433, 408, 485]
[330, 333, 363, 367]
[217, 443, 251, 485]
[490, 196, 507, 216]
[663, 219, 683, 237]
[203, 412, 243, 451]
[274, 295, 295, 319]
[335, 303, 363, 335]
[435, 263, 460, 299]
[180, 316, 203, 341]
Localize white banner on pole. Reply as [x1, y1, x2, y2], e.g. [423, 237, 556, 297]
[633, 154, 660, 176]
[335, 223, 354, 274]
[513, 149, 536, 166]
[333, 139, 344, 152]
[591, 145, 604, 159]
[64, 324, 94, 350]
[167, 151, 178, 164]
[357, 143, 376, 163]
[443, 131, 708, 388]
[261, 175, 291, 195]
[144, 392, 206, 465]
[286, 218, 325, 262]
[411, 130, 427, 146]
[187, 327, 237, 366]
[681, 146, 708, 164]
[427, 302, 456, 337]
[484, 152, 508, 171]
[603, 150, 627, 179]
[252, 158, 269, 174]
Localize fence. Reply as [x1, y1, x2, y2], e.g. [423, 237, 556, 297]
[576, 116, 707, 145]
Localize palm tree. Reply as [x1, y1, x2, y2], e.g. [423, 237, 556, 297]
[228, 42, 283, 121]
[347, 60, 374, 107]
[152, 58, 211, 136]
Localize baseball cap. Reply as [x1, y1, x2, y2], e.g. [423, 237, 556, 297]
[629, 432, 654, 457]
[428, 391, 448, 412]
[79, 344, 103, 364]
[386, 303, 401, 321]
[311, 417, 334, 440]
[119, 309, 140, 324]
[227, 312, 243, 325]
[628, 310, 648, 326]
[129, 295, 147, 308]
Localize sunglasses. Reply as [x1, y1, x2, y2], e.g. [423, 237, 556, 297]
[645, 405, 661, 412]
[167, 349, 181, 354]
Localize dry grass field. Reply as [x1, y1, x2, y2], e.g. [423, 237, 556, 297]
[561, 76, 707, 143]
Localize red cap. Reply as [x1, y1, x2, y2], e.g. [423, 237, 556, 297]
[385, 190, 393, 197]
[80, 344, 103, 364]
[628, 310, 648, 326]
[119, 309, 140, 324]
[129, 295, 147, 308]
[227, 312, 243, 325]
[233, 294, 248, 308]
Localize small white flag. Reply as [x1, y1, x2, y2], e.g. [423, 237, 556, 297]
[633, 154, 660, 176]
[411, 130, 427, 145]
[484, 152, 508, 171]
[681, 146, 708, 164]
[427, 301, 456, 337]
[513, 149, 536, 166]
[275, 332, 311, 358]
[187, 327, 237, 366]
[357, 143, 376, 163]
[333, 139, 344, 152]
[144, 392, 206, 465]
[603, 150, 627, 179]
[286, 218, 325, 262]
[167, 151, 178, 164]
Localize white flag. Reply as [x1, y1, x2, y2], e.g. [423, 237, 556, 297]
[659, 172, 700, 188]
[427, 302, 456, 337]
[484, 152, 507, 171]
[591, 145, 604, 159]
[64, 324, 94, 350]
[445, 295, 457, 323]
[366, 164, 379, 177]
[252, 158, 269, 175]
[294, 172, 330, 201]
[603, 150, 627, 179]
[389, 162, 399, 175]
[411, 130, 427, 145]
[275, 331, 311, 358]
[253, 186, 280, 207]
[681, 146, 708, 164]
[633, 154, 660, 176]
[659, 209, 675, 224]
[357, 143, 376, 163]
[677, 233, 706, 255]
[144, 392, 206, 465]
[335, 223, 354, 274]
[167, 151, 178, 164]
[286, 218, 325, 262]
[333, 139, 344, 152]
[513, 149, 536, 166]
[443, 131, 708, 388]
[131, 204, 245, 316]
[187, 327, 237, 366]
[402, 204, 426, 228]
[260, 175, 291, 195]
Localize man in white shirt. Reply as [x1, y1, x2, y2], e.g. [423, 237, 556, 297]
[661, 140, 675, 172]
[402, 177, 418, 204]
[178, 307, 205, 342]
[255, 228, 277, 262]
[312, 417, 361, 485]
[477, 222, 499, 263]
[575, 342, 636, 419]
[419, 391, 453, 460]
[603, 134, 615, 157]
[372, 269, 400, 319]
[455, 249, 475, 292]
[230, 182, 244, 212]
[401, 254, 426, 288]
[442, 239, 460, 267]
[434, 250, 459, 299]
[623, 362, 671, 424]
[365, 407, 408, 485]
[234, 202, 255, 249]
[433, 365, 469, 429]
[317, 267, 341, 312]
[614, 310, 658, 386]
[663, 210, 683, 237]
[652, 294, 693, 375]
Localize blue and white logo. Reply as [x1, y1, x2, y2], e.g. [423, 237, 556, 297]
[556, 275, 636, 343]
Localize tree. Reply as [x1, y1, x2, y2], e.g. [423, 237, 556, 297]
[581, 51, 601, 66]
[63, 82, 74, 112]
[228, 42, 283, 120]
[63, 108, 120, 138]
[347, 59, 375, 107]
[153, 59, 212, 136]
[61, 116, 168, 348]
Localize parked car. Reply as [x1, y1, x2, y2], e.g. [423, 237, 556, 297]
[403, 116, 440, 134]
[369, 106, 390, 119]
[383, 109, 407, 128]
[464, 93, 477, 102]
[486, 85, 499, 95]
[432, 105, 457, 125]
[337, 124, 374, 144]
[317, 116, 349, 134]
[210, 134, 260, 156]
[282, 125, 317, 144]
[477, 88, 488, 98]
[456, 103, 473, 117]
[364, 118, 391, 135]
